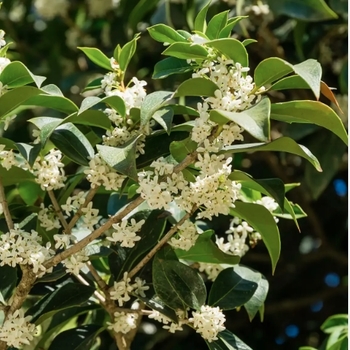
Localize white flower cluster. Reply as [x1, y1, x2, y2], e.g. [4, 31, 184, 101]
[31, 149, 67, 191]
[34, 0, 69, 19]
[0, 148, 20, 170]
[169, 220, 199, 251]
[86, 0, 120, 18]
[189, 305, 226, 342]
[38, 203, 61, 231]
[61, 191, 86, 215]
[0, 309, 36, 348]
[148, 310, 184, 333]
[107, 218, 145, 248]
[109, 273, 149, 306]
[107, 311, 138, 334]
[0, 228, 53, 277]
[84, 153, 125, 191]
[198, 262, 224, 281]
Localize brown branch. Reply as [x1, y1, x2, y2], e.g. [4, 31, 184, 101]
[0, 176, 14, 231]
[47, 190, 69, 232]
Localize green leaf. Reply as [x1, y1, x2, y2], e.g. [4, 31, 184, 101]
[140, 91, 173, 128]
[0, 86, 42, 119]
[206, 38, 248, 67]
[235, 266, 269, 321]
[0, 165, 35, 186]
[170, 104, 199, 117]
[48, 325, 103, 350]
[97, 135, 142, 181]
[273, 201, 307, 220]
[170, 137, 197, 163]
[220, 137, 322, 172]
[78, 47, 111, 71]
[293, 59, 322, 99]
[17, 181, 44, 206]
[26, 283, 95, 324]
[271, 101, 348, 145]
[128, 0, 159, 31]
[268, 0, 338, 21]
[230, 202, 281, 273]
[64, 110, 112, 130]
[82, 77, 102, 92]
[152, 106, 174, 134]
[78, 95, 126, 117]
[254, 57, 293, 88]
[321, 314, 348, 334]
[194, 1, 211, 32]
[206, 11, 229, 39]
[24, 94, 79, 114]
[175, 77, 218, 97]
[175, 230, 240, 265]
[219, 16, 248, 38]
[148, 24, 187, 44]
[28, 117, 62, 146]
[162, 42, 209, 60]
[50, 123, 94, 166]
[119, 35, 139, 72]
[0, 265, 17, 302]
[217, 330, 253, 350]
[242, 39, 257, 46]
[208, 267, 258, 310]
[153, 247, 207, 310]
[0, 61, 46, 88]
[270, 75, 310, 91]
[152, 57, 193, 79]
[15, 143, 41, 167]
[210, 97, 270, 142]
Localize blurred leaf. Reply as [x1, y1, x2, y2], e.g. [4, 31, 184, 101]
[162, 42, 209, 60]
[210, 97, 270, 142]
[0, 265, 17, 302]
[153, 247, 207, 310]
[82, 77, 102, 92]
[153, 57, 193, 79]
[18, 181, 44, 206]
[148, 24, 187, 43]
[194, 0, 211, 32]
[206, 11, 229, 39]
[242, 39, 257, 46]
[206, 38, 248, 67]
[208, 267, 258, 310]
[27, 283, 95, 324]
[48, 325, 103, 350]
[320, 81, 342, 112]
[339, 60, 348, 94]
[175, 230, 241, 265]
[268, 0, 338, 21]
[175, 77, 218, 97]
[78, 47, 111, 71]
[271, 101, 348, 145]
[128, 0, 159, 30]
[321, 314, 348, 334]
[50, 123, 94, 166]
[231, 202, 280, 273]
[0, 165, 34, 187]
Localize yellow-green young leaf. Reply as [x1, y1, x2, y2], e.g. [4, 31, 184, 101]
[153, 57, 192, 79]
[271, 100, 348, 145]
[218, 16, 248, 38]
[220, 137, 322, 172]
[148, 24, 187, 44]
[230, 202, 281, 273]
[210, 97, 271, 142]
[113, 44, 122, 62]
[175, 77, 218, 97]
[0, 61, 46, 88]
[119, 35, 139, 72]
[162, 42, 209, 60]
[194, 0, 211, 32]
[206, 38, 248, 67]
[206, 11, 229, 39]
[242, 38, 257, 46]
[78, 47, 111, 71]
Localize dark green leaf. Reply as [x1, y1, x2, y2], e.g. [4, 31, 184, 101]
[208, 267, 258, 310]
[0, 265, 17, 302]
[162, 42, 209, 60]
[152, 106, 174, 134]
[175, 230, 240, 265]
[50, 123, 94, 166]
[82, 77, 102, 92]
[64, 110, 111, 130]
[170, 137, 197, 163]
[230, 202, 280, 273]
[153, 57, 193, 79]
[210, 97, 270, 142]
[271, 101, 348, 145]
[17, 181, 44, 206]
[175, 77, 218, 97]
[24, 94, 78, 114]
[217, 330, 253, 350]
[321, 314, 348, 334]
[0, 165, 34, 187]
[15, 143, 41, 167]
[206, 11, 229, 39]
[78, 47, 111, 70]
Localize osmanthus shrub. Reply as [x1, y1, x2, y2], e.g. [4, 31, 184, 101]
[0, 6, 347, 350]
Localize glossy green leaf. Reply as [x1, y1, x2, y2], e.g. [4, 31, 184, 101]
[16, 143, 41, 167]
[152, 106, 174, 134]
[148, 24, 187, 44]
[152, 57, 193, 79]
[194, 0, 211, 32]
[48, 325, 103, 350]
[140, 91, 173, 128]
[162, 42, 209, 60]
[64, 110, 111, 130]
[175, 230, 240, 265]
[170, 137, 197, 163]
[175, 77, 218, 97]
[0, 61, 46, 88]
[273, 201, 307, 220]
[27, 283, 95, 324]
[78, 47, 111, 70]
[268, 0, 338, 21]
[0, 265, 17, 302]
[270, 75, 310, 91]
[28, 117, 62, 146]
[206, 38, 248, 67]
[210, 97, 270, 142]
[220, 137, 322, 171]
[0, 86, 42, 118]
[231, 202, 280, 273]
[0, 165, 35, 186]
[50, 123, 94, 166]
[24, 94, 79, 114]
[78, 95, 126, 117]
[82, 77, 102, 92]
[219, 16, 248, 38]
[217, 330, 253, 350]
[206, 11, 229, 39]
[170, 104, 199, 117]
[18, 181, 44, 206]
[208, 267, 258, 309]
[119, 35, 139, 72]
[321, 314, 348, 334]
[153, 247, 207, 310]
[97, 135, 142, 180]
[271, 101, 348, 145]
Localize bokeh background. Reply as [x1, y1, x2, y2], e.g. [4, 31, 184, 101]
[0, 0, 347, 349]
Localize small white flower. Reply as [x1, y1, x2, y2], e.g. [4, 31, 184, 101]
[0, 30, 6, 47]
[107, 312, 138, 334]
[107, 218, 144, 248]
[198, 263, 224, 281]
[38, 204, 61, 231]
[110, 272, 133, 306]
[132, 277, 149, 298]
[169, 220, 199, 251]
[63, 248, 89, 275]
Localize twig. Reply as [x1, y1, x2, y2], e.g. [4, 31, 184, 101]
[75, 273, 106, 303]
[47, 190, 69, 232]
[0, 176, 14, 230]
[86, 261, 109, 294]
[128, 205, 198, 279]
